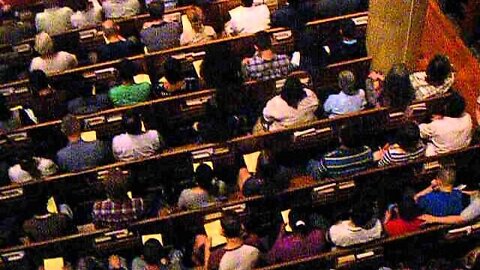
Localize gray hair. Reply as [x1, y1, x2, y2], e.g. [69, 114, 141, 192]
[34, 32, 54, 56]
[338, 70, 357, 95]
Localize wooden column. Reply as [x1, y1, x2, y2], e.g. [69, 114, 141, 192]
[367, 0, 429, 73]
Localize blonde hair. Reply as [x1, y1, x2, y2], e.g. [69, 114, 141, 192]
[34, 32, 55, 56]
[338, 70, 357, 95]
[437, 166, 456, 187]
[186, 6, 204, 32]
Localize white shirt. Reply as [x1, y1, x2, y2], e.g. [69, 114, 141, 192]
[8, 157, 58, 183]
[328, 219, 383, 248]
[419, 113, 472, 156]
[263, 88, 319, 131]
[323, 90, 366, 117]
[71, 0, 102, 29]
[102, 0, 141, 19]
[225, 5, 270, 35]
[112, 130, 161, 161]
[30, 52, 78, 75]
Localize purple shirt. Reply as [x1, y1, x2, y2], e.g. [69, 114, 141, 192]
[267, 229, 326, 264]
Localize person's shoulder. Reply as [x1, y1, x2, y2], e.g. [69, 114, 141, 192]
[145, 129, 159, 138]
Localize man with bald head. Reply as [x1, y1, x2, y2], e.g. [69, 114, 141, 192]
[97, 20, 142, 62]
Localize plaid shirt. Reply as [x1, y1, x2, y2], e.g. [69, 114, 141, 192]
[243, 53, 292, 81]
[92, 198, 143, 228]
[410, 71, 454, 100]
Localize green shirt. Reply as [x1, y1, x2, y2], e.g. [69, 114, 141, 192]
[108, 82, 151, 107]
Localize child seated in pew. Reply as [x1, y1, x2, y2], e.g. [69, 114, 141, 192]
[155, 56, 199, 97]
[383, 195, 423, 237]
[67, 78, 111, 115]
[30, 32, 78, 75]
[28, 70, 67, 122]
[323, 70, 366, 118]
[108, 59, 152, 107]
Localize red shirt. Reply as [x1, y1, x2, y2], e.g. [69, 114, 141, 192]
[385, 218, 423, 237]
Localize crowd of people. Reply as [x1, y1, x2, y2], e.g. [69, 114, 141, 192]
[0, 0, 479, 269]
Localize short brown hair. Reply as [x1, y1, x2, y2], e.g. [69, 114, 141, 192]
[105, 169, 130, 202]
[61, 114, 81, 137]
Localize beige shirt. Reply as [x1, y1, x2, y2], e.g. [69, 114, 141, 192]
[419, 113, 473, 156]
[112, 130, 162, 161]
[30, 51, 78, 75]
[225, 5, 270, 35]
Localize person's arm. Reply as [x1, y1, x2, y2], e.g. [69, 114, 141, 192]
[237, 168, 252, 193]
[418, 122, 434, 140]
[418, 214, 465, 225]
[414, 184, 434, 202]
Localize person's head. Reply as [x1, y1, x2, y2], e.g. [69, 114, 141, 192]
[104, 169, 130, 202]
[75, 79, 94, 98]
[117, 59, 136, 82]
[397, 196, 420, 221]
[143, 238, 165, 266]
[61, 114, 82, 141]
[0, 94, 11, 122]
[395, 122, 421, 150]
[31, 187, 50, 215]
[164, 57, 184, 84]
[280, 76, 306, 109]
[340, 20, 356, 40]
[15, 146, 41, 180]
[289, 208, 309, 235]
[220, 210, 242, 239]
[338, 70, 357, 95]
[350, 200, 374, 227]
[0, 10, 15, 24]
[201, 43, 243, 88]
[122, 111, 143, 135]
[426, 54, 452, 86]
[443, 91, 465, 118]
[254, 31, 272, 52]
[186, 6, 205, 33]
[148, 0, 165, 20]
[241, 0, 254, 7]
[383, 63, 415, 110]
[28, 70, 49, 95]
[436, 166, 456, 188]
[338, 124, 363, 149]
[102, 20, 120, 40]
[43, 0, 60, 9]
[195, 163, 213, 191]
[34, 32, 55, 56]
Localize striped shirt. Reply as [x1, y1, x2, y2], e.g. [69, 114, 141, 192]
[307, 146, 373, 179]
[378, 143, 426, 167]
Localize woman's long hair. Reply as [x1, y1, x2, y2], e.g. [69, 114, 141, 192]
[280, 77, 306, 109]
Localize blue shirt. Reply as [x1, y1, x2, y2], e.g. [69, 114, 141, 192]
[323, 90, 366, 117]
[56, 140, 111, 172]
[418, 190, 465, 216]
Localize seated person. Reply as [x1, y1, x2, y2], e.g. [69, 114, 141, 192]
[411, 54, 454, 100]
[112, 112, 163, 161]
[35, 0, 74, 35]
[0, 95, 35, 133]
[28, 70, 66, 121]
[92, 169, 144, 228]
[267, 208, 326, 264]
[97, 20, 142, 62]
[23, 192, 76, 241]
[324, 19, 367, 63]
[140, 0, 182, 52]
[242, 31, 292, 82]
[180, 6, 216, 46]
[30, 32, 78, 75]
[327, 200, 382, 247]
[375, 122, 426, 166]
[67, 79, 111, 115]
[9, 146, 57, 183]
[178, 163, 216, 210]
[377, 63, 415, 112]
[156, 57, 188, 96]
[70, 0, 103, 29]
[131, 238, 184, 270]
[307, 124, 373, 179]
[224, 0, 270, 36]
[56, 114, 111, 172]
[206, 210, 260, 270]
[323, 70, 366, 117]
[102, 0, 141, 19]
[270, 0, 311, 29]
[419, 92, 472, 156]
[383, 196, 423, 237]
[261, 76, 318, 132]
[414, 166, 469, 217]
[0, 9, 34, 45]
[109, 59, 151, 107]
[420, 190, 480, 225]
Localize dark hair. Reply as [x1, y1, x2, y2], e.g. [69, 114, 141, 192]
[122, 112, 143, 135]
[61, 114, 81, 137]
[340, 20, 356, 39]
[76, 79, 94, 98]
[395, 122, 420, 151]
[220, 210, 242, 238]
[383, 63, 415, 110]
[29, 70, 49, 95]
[195, 163, 213, 190]
[350, 200, 374, 227]
[426, 54, 452, 85]
[117, 59, 136, 82]
[143, 238, 165, 266]
[397, 196, 420, 221]
[0, 95, 11, 121]
[254, 31, 272, 51]
[241, 0, 254, 7]
[444, 91, 465, 118]
[338, 124, 363, 149]
[289, 208, 309, 235]
[201, 43, 243, 88]
[15, 146, 42, 180]
[104, 170, 130, 202]
[164, 57, 184, 84]
[148, 0, 165, 19]
[280, 77, 306, 109]
[31, 187, 50, 215]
